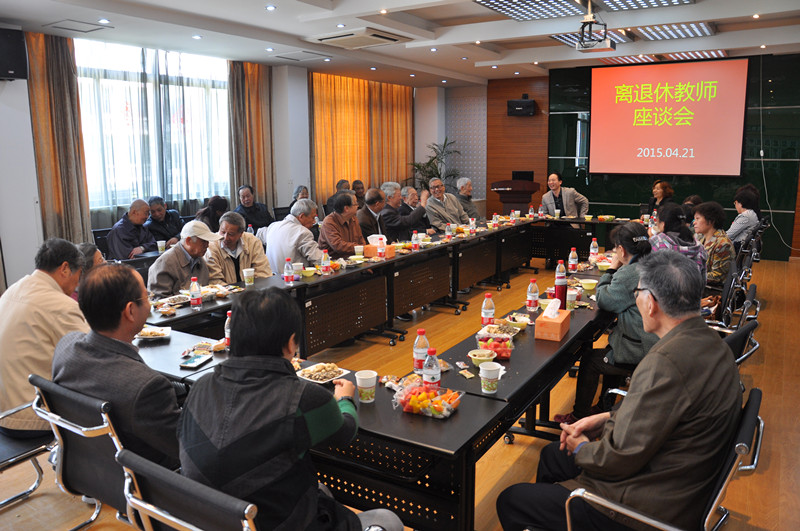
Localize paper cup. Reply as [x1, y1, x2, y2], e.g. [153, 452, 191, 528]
[554, 209, 561, 219]
[243, 268, 255, 286]
[354, 245, 364, 256]
[355, 370, 378, 403]
[157, 240, 166, 253]
[479, 361, 501, 394]
[643, 214, 650, 223]
[566, 289, 577, 310]
[292, 262, 303, 273]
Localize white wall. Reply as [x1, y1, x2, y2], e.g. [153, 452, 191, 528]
[271, 65, 311, 207]
[414, 87, 446, 163]
[0, 79, 43, 287]
[446, 85, 487, 201]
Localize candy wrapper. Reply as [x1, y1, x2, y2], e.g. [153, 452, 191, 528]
[392, 382, 463, 419]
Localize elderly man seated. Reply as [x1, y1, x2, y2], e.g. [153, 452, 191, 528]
[357, 188, 389, 241]
[381, 181, 430, 242]
[497, 251, 741, 531]
[425, 177, 469, 232]
[53, 264, 181, 467]
[318, 192, 365, 259]
[205, 211, 271, 285]
[147, 221, 222, 297]
[400, 186, 435, 236]
[264, 198, 325, 270]
[107, 199, 157, 260]
[455, 177, 483, 221]
[144, 196, 184, 250]
[234, 184, 273, 232]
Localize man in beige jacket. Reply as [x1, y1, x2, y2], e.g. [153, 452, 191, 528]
[205, 211, 272, 284]
[0, 238, 90, 436]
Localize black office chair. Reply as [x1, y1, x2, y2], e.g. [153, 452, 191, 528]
[92, 228, 112, 258]
[0, 403, 55, 510]
[565, 387, 764, 531]
[29, 374, 128, 530]
[116, 449, 258, 531]
[273, 206, 291, 221]
[723, 319, 760, 366]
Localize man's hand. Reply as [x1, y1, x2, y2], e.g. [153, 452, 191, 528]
[559, 412, 610, 452]
[560, 423, 590, 455]
[701, 295, 720, 308]
[332, 379, 355, 400]
[426, 228, 436, 236]
[166, 237, 179, 248]
[128, 246, 144, 259]
[419, 189, 430, 207]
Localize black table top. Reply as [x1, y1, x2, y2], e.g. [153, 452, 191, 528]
[438, 308, 598, 402]
[135, 329, 225, 383]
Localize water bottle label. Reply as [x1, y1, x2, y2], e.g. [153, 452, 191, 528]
[284, 274, 293, 282]
[568, 260, 577, 272]
[413, 348, 427, 370]
[526, 297, 539, 310]
[191, 296, 201, 306]
[423, 376, 440, 391]
[481, 311, 494, 325]
[378, 248, 385, 258]
[321, 264, 330, 273]
[412, 242, 419, 251]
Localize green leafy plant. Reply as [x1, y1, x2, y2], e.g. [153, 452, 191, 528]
[408, 137, 460, 191]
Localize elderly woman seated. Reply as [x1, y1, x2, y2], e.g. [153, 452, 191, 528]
[693, 201, 734, 290]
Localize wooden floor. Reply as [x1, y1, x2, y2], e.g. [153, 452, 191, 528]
[1, 258, 796, 530]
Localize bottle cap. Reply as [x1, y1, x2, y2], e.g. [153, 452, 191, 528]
[592, 237, 597, 241]
[485, 293, 492, 298]
[286, 257, 291, 261]
[530, 278, 536, 283]
[427, 348, 436, 356]
[417, 328, 425, 335]
[558, 260, 564, 264]
[227, 311, 231, 316]
[571, 247, 576, 251]
[191, 277, 197, 281]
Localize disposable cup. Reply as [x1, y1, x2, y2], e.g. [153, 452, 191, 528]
[479, 361, 502, 394]
[243, 268, 255, 286]
[566, 289, 577, 310]
[292, 262, 303, 273]
[554, 209, 561, 219]
[354, 245, 364, 256]
[643, 214, 651, 223]
[355, 370, 378, 403]
[157, 240, 166, 253]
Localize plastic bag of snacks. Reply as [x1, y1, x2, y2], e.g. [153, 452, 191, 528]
[392, 382, 463, 419]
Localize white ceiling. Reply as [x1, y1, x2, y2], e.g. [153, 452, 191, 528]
[2, 0, 799, 87]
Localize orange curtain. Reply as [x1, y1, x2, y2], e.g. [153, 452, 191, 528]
[25, 32, 92, 243]
[310, 72, 413, 206]
[228, 61, 274, 208]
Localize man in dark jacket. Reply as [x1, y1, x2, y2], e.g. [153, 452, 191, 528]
[381, 181, 429, 242]
[107, 199, 157, 259]
[234, 184, 273, 231]
[144, 196, 184, 249]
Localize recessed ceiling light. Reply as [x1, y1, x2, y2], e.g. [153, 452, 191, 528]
[380, 9, 387, 14]
[461, 57, 468, 60]
[98, 18, 110, 24]
[410, 74, 415, 77]
[265, 5, 276, 11]
[491, 65, 498, 69]
[337, 23, 345, 28]
[370, 67, 377, 70]
[323, 58, 331, 62]
[514, 72, 520, 75]
[475, 40, 481, 44]
[638, 54, 643, 57]
[533, 61, 539, 65]
[760, 44, 766, 48]
[430, 47, 437, 52]
[192, 35, 202, 40]
[753, 14, 759, 19]
[265, 47, 274, 52]
[441, 80, 447, 83]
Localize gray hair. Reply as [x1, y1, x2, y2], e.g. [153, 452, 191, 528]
[380, 181, 400, 197]
[292, 185, 308, 201]
[637, 250, 703, 318]
[219, 211, 246, 233]
[429, 177, 443, 188]
[147, 196, 165, 208]
[457, 177, 471, 191]
[291, 198, 317, 217]
[401, 186, 415, 199]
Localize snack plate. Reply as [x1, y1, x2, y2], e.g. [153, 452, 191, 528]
[135, 326, 171, 340]
[158, 294, 190, 306]
[296, 363, 351, 384]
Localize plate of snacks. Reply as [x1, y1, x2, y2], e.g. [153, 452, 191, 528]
[135, 326, 171, 340]
[297, 363, 350, 384]
[158, 294, 191, 306]
[393, 384, 463, 418]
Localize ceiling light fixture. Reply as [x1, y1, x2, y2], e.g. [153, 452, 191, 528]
[752, 14, 759, 19]
[760, 44, 766, 48]
[491, 65, 498, 69]
[476, 0, 586, 21]
[430, 47, 437, 52]
[265, 5, 276, 11]
[192, 35, 202, 40]
[265, 47, 274, 52]
[665, 49, 727, 61]
[323, 58, 331, 62]
[441, 80, 447, 83]
[370, 67, 377, 70]
[534, 61, 539, 64]
[635, 22, 715, 41]
[514, 71, 520, 75]
[380, 9, 387, 14]
[337, 23, 345, 28]
[475, 40, 481, 44]
[410, 74, 415, 77]
[601, 0, 692, 11]
[461, 57, 468, 60]
[98, 18, 110, 24]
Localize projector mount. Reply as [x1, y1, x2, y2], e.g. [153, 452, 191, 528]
[576, 2, 616, 52]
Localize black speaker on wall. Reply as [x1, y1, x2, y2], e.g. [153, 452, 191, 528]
[507, 98, 535, 116]
[0, 29, 28, 80]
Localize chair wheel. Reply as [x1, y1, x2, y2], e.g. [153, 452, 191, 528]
[504, 433, 515, 444]
[455, 309, 461, 315]
[389, 339, 396, 346]
[461, 305, 468, 311]
[398, 335, 405, 341]
[497, 286, 502, 292]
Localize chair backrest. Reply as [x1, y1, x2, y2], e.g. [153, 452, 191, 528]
[716, 262, 741, 326]
[273, 206, 291, 222]
[702, 387, 763, 531]
[723, 319, 759, 365]
[92, 228, 112, 258]
[28, 374, 128, 514]
[116, 449, 258, 531]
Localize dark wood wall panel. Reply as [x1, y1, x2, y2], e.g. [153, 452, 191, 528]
[486, 77, 550, 216]
[794, 168, 800, 258]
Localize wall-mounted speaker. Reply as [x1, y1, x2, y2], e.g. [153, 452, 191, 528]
[0, 29, 28, 80]
[507, 99, 535, 116]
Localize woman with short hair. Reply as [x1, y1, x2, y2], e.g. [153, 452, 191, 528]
[693, 201, 734, 288]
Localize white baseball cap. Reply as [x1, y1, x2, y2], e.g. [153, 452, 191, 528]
[181, 220, 222, 241]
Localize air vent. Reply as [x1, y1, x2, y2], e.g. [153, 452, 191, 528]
[304, 27, 411, 49]
[272, 50, 331, 62]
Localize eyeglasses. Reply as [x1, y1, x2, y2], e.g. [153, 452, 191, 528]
[430, 184, 444, 190]
[633, 287, 657, 302]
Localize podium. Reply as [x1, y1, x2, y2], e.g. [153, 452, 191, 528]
[490, 180, 540, 214]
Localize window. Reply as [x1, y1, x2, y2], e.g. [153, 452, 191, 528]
[74, 39, 229, 210]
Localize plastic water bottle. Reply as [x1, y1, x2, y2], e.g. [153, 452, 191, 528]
[413, 328, 429, 375]
[568, 247, 578, 272]
[528, 204, 535, 218]
[377, 236, 386, 259]
[649, 209, 658, 232]
[445, 223, 453, 238]
[314, 216, 320, 226]
[492, 213, 499, 229]
[224, 310, 232, 352]
[422, 348, 441, 392]
[589, 238, 599, 263]
[189, 277, 202, 312]
[554, 260, 567, 309]
[469, 218, 476, 235]
[538, 204, 545, 218]
[321, 249, 331, 275]
[246, 224, 254, 234]
[411, 230, 420, 251]
[283, 258, 294, 284]
[526, 279, 539, 313]
[481, 293, 495, 326]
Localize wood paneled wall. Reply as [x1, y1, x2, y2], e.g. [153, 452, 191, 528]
[794, 167, 800, 258]
[485, 77, 550, 216]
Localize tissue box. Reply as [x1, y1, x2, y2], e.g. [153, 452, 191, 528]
[534, 309, 571, 342]
[364, 245, 396, 258]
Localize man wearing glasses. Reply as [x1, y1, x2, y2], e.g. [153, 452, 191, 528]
[425, 177, 469, 232]
[498, 251, 741, 531]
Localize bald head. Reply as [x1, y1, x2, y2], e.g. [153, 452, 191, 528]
[128, 199, 150, 225]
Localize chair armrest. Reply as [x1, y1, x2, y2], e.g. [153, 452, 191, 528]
[738, 416, 764, 474]
[0, 402, 33, 420]
[31, 396, 111, 438]
[607, 388, 627, 398]
[566, 488, 683, 531]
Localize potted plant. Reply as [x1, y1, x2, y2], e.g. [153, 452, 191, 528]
[408, 138, 460, 192]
